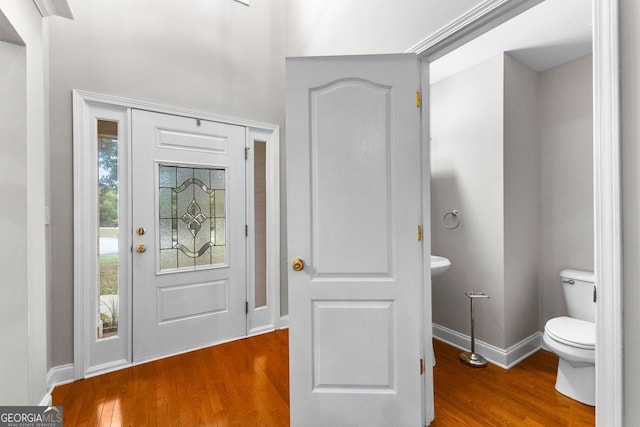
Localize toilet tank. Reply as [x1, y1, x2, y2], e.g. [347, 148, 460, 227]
[560, 269, 595, 323]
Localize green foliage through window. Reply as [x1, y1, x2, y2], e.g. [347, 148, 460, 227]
[99, 137, 118, 227]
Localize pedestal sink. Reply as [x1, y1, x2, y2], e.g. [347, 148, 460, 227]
[431, 255, 451, 277]
[430, 255, 451, 366]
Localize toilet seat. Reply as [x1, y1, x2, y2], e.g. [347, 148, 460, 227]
[545, 316, 595, 350]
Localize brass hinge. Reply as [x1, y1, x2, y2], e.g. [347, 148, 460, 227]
[416, 91, 421, 109]
[420, 358, 424, 376]
[246, 301, 249, 314]
[417, 225, 422, 242]
[245, 147, 249, 160]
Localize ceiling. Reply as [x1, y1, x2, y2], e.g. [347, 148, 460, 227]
[430, 0, 592, 83]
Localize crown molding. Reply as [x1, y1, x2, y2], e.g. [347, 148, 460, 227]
[33, 0, 73, 19]
[406, 0, 542, 61]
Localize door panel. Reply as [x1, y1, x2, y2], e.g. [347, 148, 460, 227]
[312, 300, 395, 390]
[286, 54, 424, 426]
[311, 79, 394, 276]
[132, 110, 246, 362]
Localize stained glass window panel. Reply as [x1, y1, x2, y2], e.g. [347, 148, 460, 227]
[158, 164, 226, 271]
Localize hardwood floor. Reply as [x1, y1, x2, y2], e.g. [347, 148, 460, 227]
[53, 330, 594, 426]
[53, 330, 289, 426]
[431, 338, 594, 426]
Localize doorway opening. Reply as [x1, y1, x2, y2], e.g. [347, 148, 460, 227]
[410, 0, 621, 423]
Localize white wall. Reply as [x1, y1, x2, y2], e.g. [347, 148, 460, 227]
[47, 0, 287, 367]
[0, 0, 48, 405]
[621, 0, 640, 423]
[0, 37, 29, 405]
[286, 0, 482, 56]
[538, 54, 594, 327]
[430, 54, 506, 348]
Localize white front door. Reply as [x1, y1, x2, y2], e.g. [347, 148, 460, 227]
[132, 110, 247, 362]
[286, 54, 425, 426]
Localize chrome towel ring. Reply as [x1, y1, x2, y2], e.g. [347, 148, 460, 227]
[444, 209, 460, 229]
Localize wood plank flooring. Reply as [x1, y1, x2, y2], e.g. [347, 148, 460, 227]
[431, 338, 594, 426]
[53, 330, 594, 426]
[53, 330, 289, 426]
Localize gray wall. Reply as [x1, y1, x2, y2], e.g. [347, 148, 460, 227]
[430, 54, 507, 348]
[431, 53, 593, 350]
[503, 54, 541, 347]
[621, 0, 640, 423]
[538, 54, 594, 327]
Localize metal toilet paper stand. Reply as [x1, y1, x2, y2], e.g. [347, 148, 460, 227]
[460, 291, 490, 368]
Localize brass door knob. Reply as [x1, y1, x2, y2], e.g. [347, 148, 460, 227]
[136, 244, 147, 253]
[292, 258, 305, 271]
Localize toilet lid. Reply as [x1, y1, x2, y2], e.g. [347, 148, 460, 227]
[545, 316, 595, 350]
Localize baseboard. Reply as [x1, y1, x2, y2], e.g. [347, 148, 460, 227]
[279, 315, 289, 329]
[39, 393, 52, 407]
[432, 323, 541, 369]
[248, 324, 276, 336]
[46, 363, 75, 397]
[506, 332, 543, 367]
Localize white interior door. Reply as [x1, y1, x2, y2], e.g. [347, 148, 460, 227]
[286, 54, 425, 426]
[132, 110, 246, 362]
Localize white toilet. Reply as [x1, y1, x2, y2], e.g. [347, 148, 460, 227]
[543, 269, 595, 406]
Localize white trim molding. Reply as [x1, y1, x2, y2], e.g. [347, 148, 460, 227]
[32, 0, 73, 19]
[246, 126, 282, 335]
[433, 324, 541, 369]
[43, 363, 75, 406]
[279, 315, 289, 329]
[593, 0, 623, 425]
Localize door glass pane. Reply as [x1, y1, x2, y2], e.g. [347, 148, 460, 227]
[254, 141, 267, 308]
[159, 164, 226, 271]
[98, 120, 119, 339]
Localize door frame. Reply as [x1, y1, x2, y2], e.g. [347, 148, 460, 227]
[408, 0, 622, 424]
[73, 90, 280, 378]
